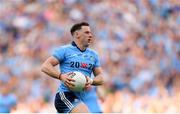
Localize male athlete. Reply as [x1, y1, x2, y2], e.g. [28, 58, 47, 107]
[41, 22, 104, 113]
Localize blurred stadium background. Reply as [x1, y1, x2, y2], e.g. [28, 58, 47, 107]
[0, 0, 179, 113]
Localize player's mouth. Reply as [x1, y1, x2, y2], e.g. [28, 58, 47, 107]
[88, 39, 92, 43]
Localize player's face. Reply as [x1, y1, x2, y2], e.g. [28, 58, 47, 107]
[78, 26, 93, 47]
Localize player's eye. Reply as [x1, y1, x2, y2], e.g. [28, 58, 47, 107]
[85, 31, 90, 34]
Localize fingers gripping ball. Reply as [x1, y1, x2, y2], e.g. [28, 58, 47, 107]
[68, 71, 86, 92]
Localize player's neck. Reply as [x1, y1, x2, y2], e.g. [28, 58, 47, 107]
[73, 41, 86, 52]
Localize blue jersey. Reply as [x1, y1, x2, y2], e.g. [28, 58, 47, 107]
[52, 41, 100, 92]
[52, 41, 102, 112]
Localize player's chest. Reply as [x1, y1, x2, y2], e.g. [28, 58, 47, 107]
[64, 53, 95, 70]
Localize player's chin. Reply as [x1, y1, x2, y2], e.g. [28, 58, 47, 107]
[88, 41, 92, 45]
[84, 43, 90, 47]
[87, 42, 91, 46]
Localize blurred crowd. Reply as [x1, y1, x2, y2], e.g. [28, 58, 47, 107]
[0, 0, 179, 113]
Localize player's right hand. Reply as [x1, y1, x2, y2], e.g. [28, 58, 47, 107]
[60, 73, 75, 89]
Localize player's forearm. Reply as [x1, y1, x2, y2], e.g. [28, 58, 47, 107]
[41, 62, 60, 80]
[92, 74, 104, 86]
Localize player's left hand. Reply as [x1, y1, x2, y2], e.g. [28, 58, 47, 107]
[84, 76, 93, 90]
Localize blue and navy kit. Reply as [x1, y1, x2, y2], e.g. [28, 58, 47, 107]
[53, 41, 102, 113]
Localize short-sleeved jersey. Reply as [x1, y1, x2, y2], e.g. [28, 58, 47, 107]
[52, 41, 100, 92]
[52, 41, 102, 112]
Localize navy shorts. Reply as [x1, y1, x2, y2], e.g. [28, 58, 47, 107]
[54, 92, 80, 113]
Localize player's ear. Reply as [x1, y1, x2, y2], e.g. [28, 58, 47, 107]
[75, 31, 80, 39]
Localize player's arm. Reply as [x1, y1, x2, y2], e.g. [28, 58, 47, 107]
[84, 67, 104, 90]
[41, 56, 75, 87]
[41, 56, 60, 80]
[85, 53, 104, 87]
[91, 67, 105, 86]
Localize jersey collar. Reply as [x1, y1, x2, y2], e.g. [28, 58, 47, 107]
[71, 41, 86, 52]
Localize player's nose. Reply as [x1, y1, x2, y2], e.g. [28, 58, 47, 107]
[89, 34, 93, 39]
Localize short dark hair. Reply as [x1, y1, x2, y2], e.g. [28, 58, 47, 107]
[70, 22, 89, 36]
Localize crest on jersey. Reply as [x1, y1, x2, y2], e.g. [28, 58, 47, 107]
[90, 56, 95, 61]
